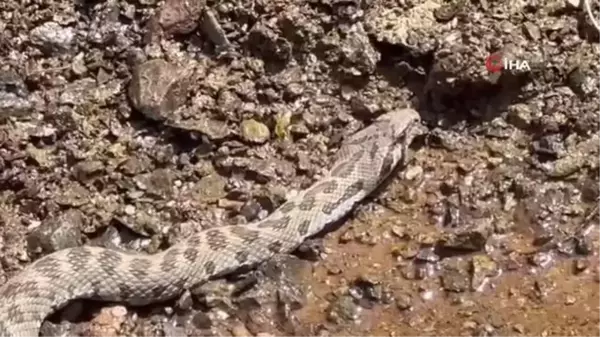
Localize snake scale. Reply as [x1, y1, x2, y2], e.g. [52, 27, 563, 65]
[0, 108, 421, 336]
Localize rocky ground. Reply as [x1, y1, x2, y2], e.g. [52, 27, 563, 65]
[0, 0, 598, 336]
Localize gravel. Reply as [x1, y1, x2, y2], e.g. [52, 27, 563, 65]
[0, 0, 598, 335]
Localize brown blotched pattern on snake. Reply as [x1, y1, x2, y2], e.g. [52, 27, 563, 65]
[298, 195, 317, 211]
[183, 248, 199, 262]
[335, 147, 366, 175]
[159, 248, 181, 273]
[255, 217, 291, 230]
[278, 202, 297, 214]
[205, 229, 230, 251]
[229, 226, 261, 243]
[305, 181, 338, 197]
[0, 109, 422, 337]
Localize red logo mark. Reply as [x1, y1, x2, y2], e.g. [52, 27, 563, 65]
[485, 53, 503, 73]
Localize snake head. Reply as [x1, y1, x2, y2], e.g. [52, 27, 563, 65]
[375, 108, 422, 143]
[335, 108, 423, 170]
[374, 108, 423, 174]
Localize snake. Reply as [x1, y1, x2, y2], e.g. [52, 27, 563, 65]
[0, 108, 421, 336]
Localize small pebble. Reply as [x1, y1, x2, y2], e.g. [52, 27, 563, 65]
[513, 323, 525, 333]
[240, 119, 270, 144]
[574, 258, 589, 273]
[110, 306, 127, 318]
[564, 294, 576, 305]
[124, 204, 136, 215]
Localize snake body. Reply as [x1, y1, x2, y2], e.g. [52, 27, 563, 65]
[0, 108, 421, 336]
